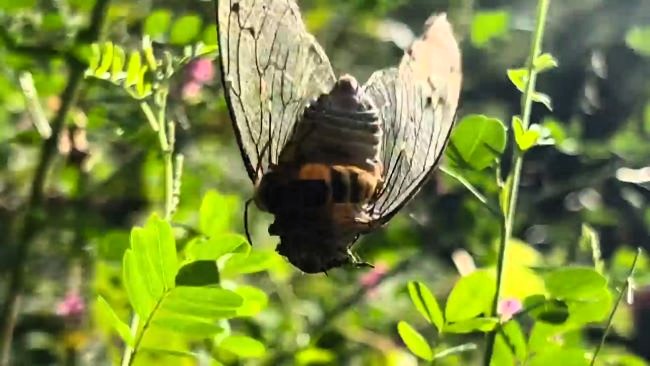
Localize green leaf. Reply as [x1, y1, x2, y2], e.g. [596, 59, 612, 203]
[446, 115, 507, 171]
[185, 234, 248, 261]
[534, 53, 558, 72]
[175, 260, 220, 287]
[140, 348, 197, 359]
[528, 348, 589, 366]
[221, 251, 275, 277]
[164, 286, 243, 310]
[507, 68, 553, 110]
[544, 267, 607, 300]
[131, 215, 178, 293]
[407, 281, 444, 333]
[95, 42, 114, 78]
[125, 52, 142, 87]
[152, 313, 224, 336]
[234, 285, 269, 317]
[444, 318, 498, 333]
[499, 320, 527, 361]
[525, 296, 569, 324]
[470, 10, 510, 48]
[199, 190, 238, 237]
[579, 224, 604, 275]
[203, 25, 218, 46]
[85, 43, 101, 76]
[0, 0, 36, 12]
[110, 45, 126, 82]
[97, 230, 130, 262]
[512, 116, 541, 151]
[144, 9, 173, 39]
[625, 26, 650, 57]
[218, 335, 266, 358]
[123, 249, 155, 318]
[96, 296, 134, 346]
[295, 348, 336, 365]
[397, 321, 433, 361]
[445, 270, 496, 322]
[170, 14, 203, 45]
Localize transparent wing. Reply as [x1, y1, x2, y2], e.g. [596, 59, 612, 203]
[363, 14, 462, 224]
[217, 0, 336, 183]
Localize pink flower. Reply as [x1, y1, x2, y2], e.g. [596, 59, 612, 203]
[360, 262, 389, 290]
[56, 291, 85, 318]
[187, 58, 215, 83]
[498, 298, 522, 322]
[182, 81, 203, 99]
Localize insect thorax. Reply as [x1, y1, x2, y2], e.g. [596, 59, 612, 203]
[253, 74, 384, 273]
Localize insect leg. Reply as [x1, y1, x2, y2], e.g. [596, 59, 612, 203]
[244, 197, 254, 246]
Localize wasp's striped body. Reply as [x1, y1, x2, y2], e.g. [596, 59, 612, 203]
[217, 0, 462, 273]
[254, 76, 385, 272]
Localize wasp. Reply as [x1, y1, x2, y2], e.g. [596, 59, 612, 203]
[216, 0, 462, 273]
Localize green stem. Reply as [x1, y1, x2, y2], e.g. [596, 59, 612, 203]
[483, 0, 550, 364]
[121, 87, 175, 366]
[0, 2, 112, 364]
[589, 248, 642, 365]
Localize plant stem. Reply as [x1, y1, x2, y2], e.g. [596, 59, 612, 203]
[589, 248, 642, 365]
[0, 2, 111, 363]
[483, 0, 550, 364]
[121, 88, 175, 366]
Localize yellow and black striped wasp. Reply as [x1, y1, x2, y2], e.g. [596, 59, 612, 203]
[216, 0, 462, 273]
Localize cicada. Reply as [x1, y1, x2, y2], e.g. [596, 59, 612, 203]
[216, 0, 462, 273]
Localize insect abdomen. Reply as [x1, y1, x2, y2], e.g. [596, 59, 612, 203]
[255, 163, 380, 213]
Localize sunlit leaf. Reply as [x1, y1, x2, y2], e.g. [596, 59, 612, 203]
[625, 26, 650, 57]
[218, 335, 266, 358]
[123, 249, 155, 318]
[234, 285, 268, 317]
[132, 215, 178, 293]
[579, 224, 604, 275]
[444, 318, 498, 333]
[221, 251, 275, 277]
[446, 115, 507, 171]
[445, 270, 496, 322]
[152, 313, 224, 336]
[95, 42, 114, 78]
[125, 52, 142, 87]
[96, 296, 134, 346]
[199, 190, 238, 238]
[534, 53, 558, 72]
[170, 14, 203, 45]
[507, 68, 553, 110]
[185, 234, 248, 261]
[407, 281, 444, 333]
[145, 9, 173, 40]
[111, 45, 126, 82]
[544, 267, 607, 300]
[470, 10, 510, 48]
[499, 320, 527, 361]
[397, 321, 433, 361]
[528, 348, 589, 366]
[512, 116, 541, 151]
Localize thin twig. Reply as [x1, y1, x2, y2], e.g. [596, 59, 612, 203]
[0, 1, 112, 364]
[483, 0, 550, 364]
[589, 248, 642, 365]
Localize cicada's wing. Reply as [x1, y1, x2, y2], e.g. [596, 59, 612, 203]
[217, 0, 336, 183]
[363, 14, 462, 224]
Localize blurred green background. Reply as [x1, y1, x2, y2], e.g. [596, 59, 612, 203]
[0, 0, 649, 364]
